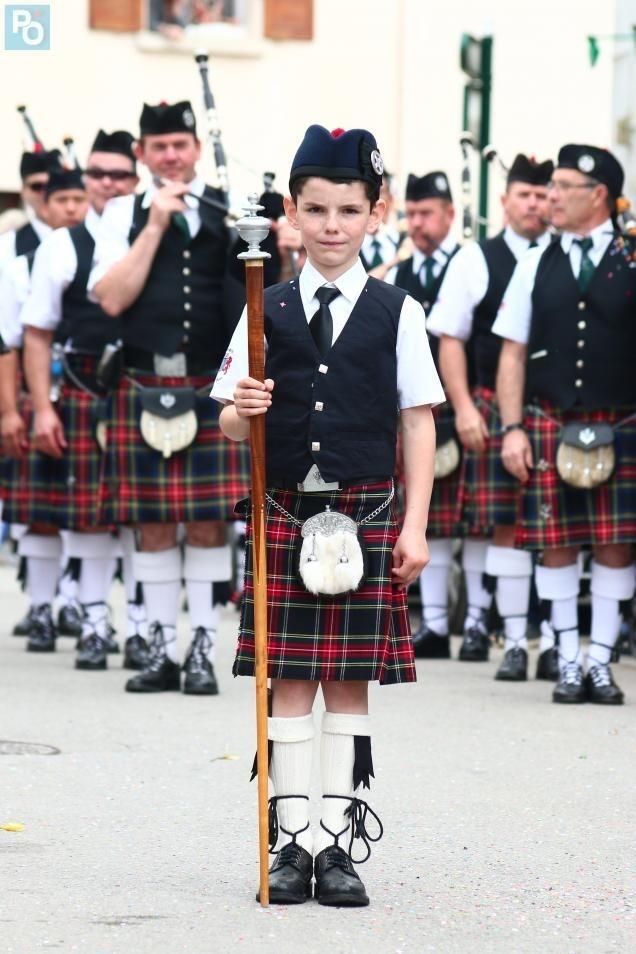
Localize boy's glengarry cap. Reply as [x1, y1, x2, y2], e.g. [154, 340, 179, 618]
[557, 144, 624, 198]
[289, 125, 384, 194]
[91, 129, 136, 160]
[506, 154, 553, 187]
[405, 171, 452, 202]
[20, 148, 63, 180]
[45, 167, 85, 199]
[139, 101, 197, 137]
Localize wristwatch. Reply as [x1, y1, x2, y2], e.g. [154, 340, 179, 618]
[501, 422, 525, 436]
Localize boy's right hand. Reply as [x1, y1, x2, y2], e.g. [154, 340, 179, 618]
[1, 410, 28, 458]
[233, 377, 274, 418]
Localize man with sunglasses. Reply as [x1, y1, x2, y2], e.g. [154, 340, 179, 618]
[494, 144, 635, 706]
[0, 148, 63, 276]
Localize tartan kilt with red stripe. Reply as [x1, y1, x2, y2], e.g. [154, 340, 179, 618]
[98, 372, 250, 525]
[516, 402, 636, 549]
[455, 386, 520, 535]
[234, 479, 416, 684]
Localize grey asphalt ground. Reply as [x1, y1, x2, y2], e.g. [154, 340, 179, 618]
[1, 552, 635, 954]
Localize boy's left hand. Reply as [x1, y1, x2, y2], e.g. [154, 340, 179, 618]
[391, 527, 429, 590]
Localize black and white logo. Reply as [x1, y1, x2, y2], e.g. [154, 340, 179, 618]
[578, 154, 595, 174]
[370, 149, 384, 176]
[435, 175, 448, 193]
[182, 108, 196, 129]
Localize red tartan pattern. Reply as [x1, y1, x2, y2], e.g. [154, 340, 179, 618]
[516, 403, 636, 549]
[234, 480, 416, 684]
[455, 386, 521, 535]
[98, 372, 250, 525]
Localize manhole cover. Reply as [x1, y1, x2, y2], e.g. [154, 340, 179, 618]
[0, 740, 60, 756]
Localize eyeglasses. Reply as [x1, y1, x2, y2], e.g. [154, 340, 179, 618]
[547, 180, 597, 193]
[84, 168, 135, 181]
[24, 181, 47, 193]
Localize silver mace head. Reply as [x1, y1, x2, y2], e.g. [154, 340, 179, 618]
[236, 193, 272, 260]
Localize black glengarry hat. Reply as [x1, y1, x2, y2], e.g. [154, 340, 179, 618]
[139, 101, 197, 137]
[19, 148, 62, 180]
[405, 171, 452, 202]
[557, 144, 624, 198]
[45, 167, 85, 199]
[91, 129, 136, 161]
[289, 125, 384, 198]
[507, 154, 553, 187]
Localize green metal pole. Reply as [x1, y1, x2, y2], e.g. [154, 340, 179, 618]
[478, 36, 493, 240]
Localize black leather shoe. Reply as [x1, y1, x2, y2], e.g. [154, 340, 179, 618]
[495, 647, 528, 681]
[585, 665, 624, 705]
[412, 623, 451, 659]
[256, 842, 313, 904]
[552, 663, 586, 704]
[125, 624, 181, 693]
[182, 627, 219, 695]
[13, 606, 36, 637]
[536, 647, 559, 681]
[123, 635, 149, 671]
[56, 603, 83, 638]
[26, 605, 56, 652]
[104, 624, 119, 654]
[75, 631, 108, 671]
[314, 846, 369, 907]
[459, 625, 489, 662]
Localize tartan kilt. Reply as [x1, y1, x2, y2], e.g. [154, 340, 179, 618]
[234, 479, 416, 684]
[455, 386, 520, 535]
[98, 371, 250, 525]
[1, 396, 58, 527]
[396, 402, 464, 538]
[516, 402, 636, 550]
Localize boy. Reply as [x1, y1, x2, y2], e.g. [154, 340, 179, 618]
[212, 125, 444, 905]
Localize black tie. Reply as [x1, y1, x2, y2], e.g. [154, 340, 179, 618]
[529, 239, 538, 249]
[310, 285, 340, 360]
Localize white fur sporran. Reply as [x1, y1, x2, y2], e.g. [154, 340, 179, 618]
[299, 508, 365, 596]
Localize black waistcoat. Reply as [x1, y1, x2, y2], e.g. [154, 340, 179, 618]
[123, 189, 229, 363]
[394, 246, 458, 366]
[471, 233, 517, 390]
[264, 276, 405, 482]
[59, 223, 122, 353]
[15, 222, 40, 257]
[527, 235, 636, 409]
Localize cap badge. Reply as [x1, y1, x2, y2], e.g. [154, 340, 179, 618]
[182, 108, 196, 129]
[160, 393, 176, 409]
[435, 175, 448, 192]
[370, 149, 384, 176]
[579, 427, 596, 446]
[578, 154, 595, 174]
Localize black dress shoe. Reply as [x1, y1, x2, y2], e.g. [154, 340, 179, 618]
[13, 606, 36, 637]
[495, 647, 528, 681]
[536, 647, 559, 681]
[26, 605, 56, 652]
[412, 623, 451, 659]
[458, 625, 489, 662]
[585, 665, 624, 705]
[314, 846, 369, 907]
[256, 842, 313, 904]
[125, 624, 181, 693]
[123, 635, 149, 671]
[104, 624, 120, 654]
[75, 631, 108, 671]
[182, 627, 219, 695]
[552, 663, 586, 704]
[56, 603, 83, 638]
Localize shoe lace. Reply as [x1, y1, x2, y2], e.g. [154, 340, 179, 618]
[268, 796, 310, 854]
[146, 622, 171, 672]
[561, 661, 583, 686]
[320, 796, 384, 864]
[274, 841, 304, 871]
[588, 663, 612, 688]
[32, 604, 53, 631]
[185, 627, 213, 675]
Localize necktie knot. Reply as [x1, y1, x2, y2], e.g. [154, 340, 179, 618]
[315, 285, 341, 307]
[574, 237, 593, 254]
[574, 237, 595, 293]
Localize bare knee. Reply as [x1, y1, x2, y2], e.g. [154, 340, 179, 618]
[138, 523, 178, 552]
[185, 521, 226, 548]
[322, 681, 369, 714]
[541, 546, 579, 568]
[492, 525, 516, 548]
[593, 543, 633, 569]
[271, 679, 319, 717]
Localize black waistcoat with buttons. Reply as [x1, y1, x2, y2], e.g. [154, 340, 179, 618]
[471, 232, 518, 390]
[394, 247, 458, 366]
[527, 234, 636, 410]
[264, 276, 406, 482]
[59, 223, 122, 354]
[123, 189, 229, 362]
[14, 222, 40, 257]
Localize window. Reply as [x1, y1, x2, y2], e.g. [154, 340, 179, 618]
[149, 0, 246, 37]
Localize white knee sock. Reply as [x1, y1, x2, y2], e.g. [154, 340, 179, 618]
[133, 548, 182, 663]
[462, 539, 491, 630]
[66, 532, 117, 606]
[183, 544, 232, 662]
[535, 563, 580, 671]
[314, 712, 372, 856]
[419, 538, 452, 635]
[268, 714, 314, 854]
[119, 527, 146, 639]
[486, 546, 532, 651]
[588, 563, 635, 669]
[58, 532, 79, 609]
[19, 534, 62, 607]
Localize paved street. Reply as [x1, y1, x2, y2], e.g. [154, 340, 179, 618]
[1, 553, 635, 954]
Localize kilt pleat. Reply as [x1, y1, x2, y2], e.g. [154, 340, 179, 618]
[98, 372, 250, 525]
[234, 480, 416, 684]
[517, 402, 636, 549]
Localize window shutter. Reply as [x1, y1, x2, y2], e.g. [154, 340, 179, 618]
[89, 0, 144, 32]
[264, 0, 313, 41]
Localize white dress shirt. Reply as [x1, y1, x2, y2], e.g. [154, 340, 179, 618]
[88, 175, 207, 293]
[492, 218, 615, 346]
[0, 216, 51, 278]
[384, 233, 458, 287]
[360, 225, 401, 268]
[426, 225, 552, 341]
[21, 206, 102, 334]
[0, 254, 31, 348]
[211, 257, 445, 411]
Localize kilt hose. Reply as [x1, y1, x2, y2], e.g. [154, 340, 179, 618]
[516, 402, 636, 550]
[234, 479, 416, 684]
[396, 401, 465, 538]
[98, 371, 250, 526]
[455, 386, 520, 536]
